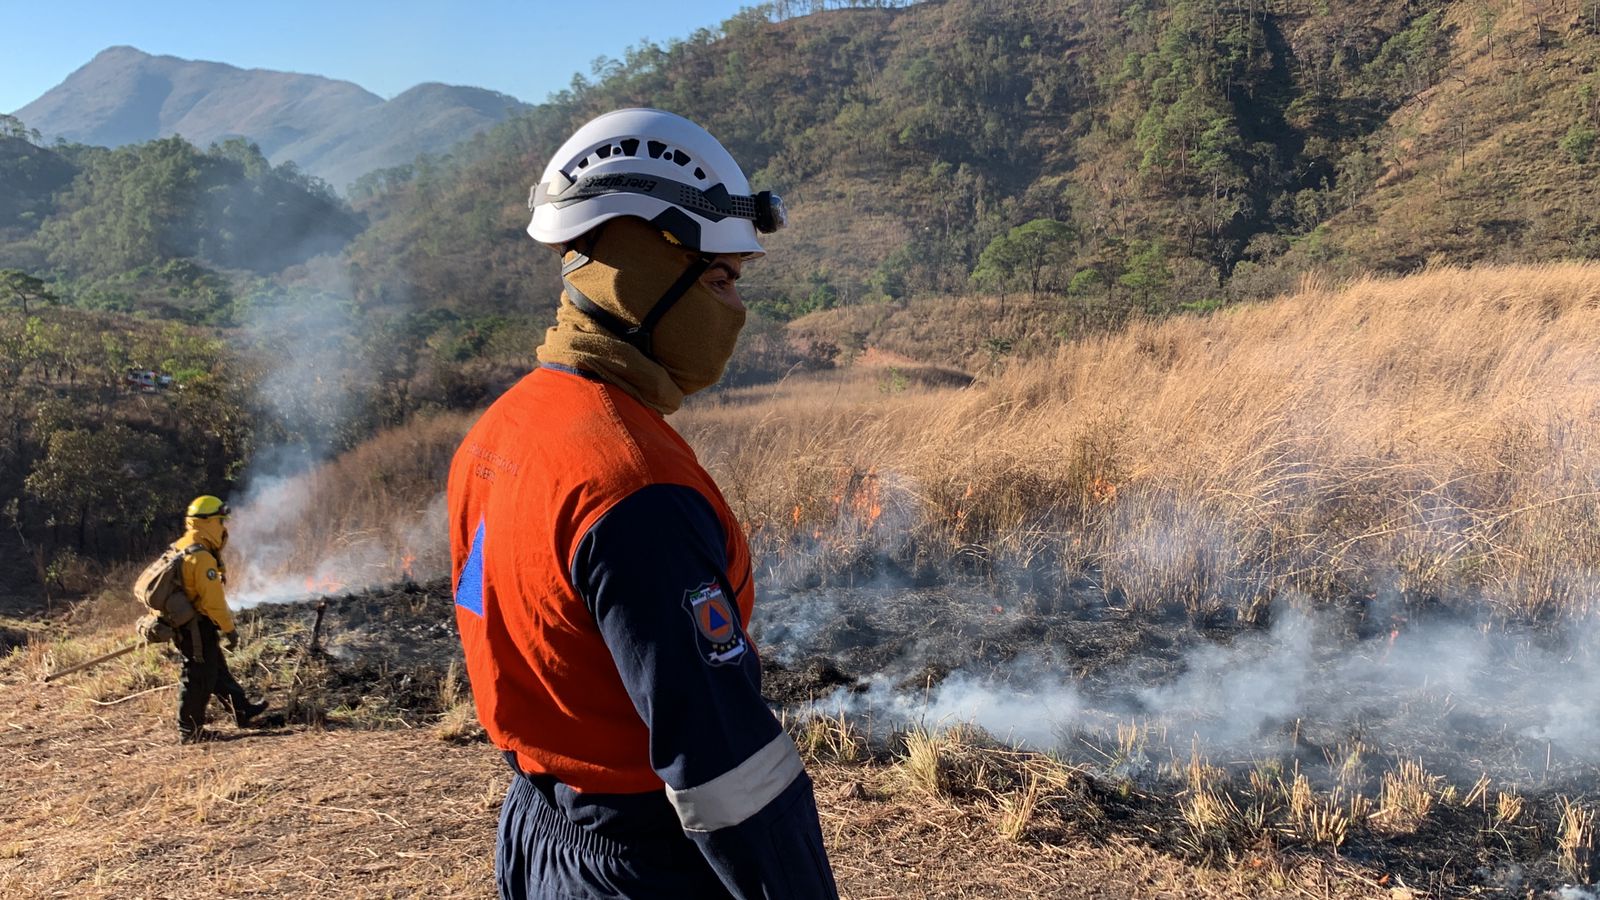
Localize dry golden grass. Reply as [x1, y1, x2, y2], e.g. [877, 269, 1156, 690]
[994, 774, 1042, 843]
[877, 721, 1401, 874]
[787, 290, 1091, 374]
[1179, 753, 1249, 852]
[897, 726, 961, 797]
[434, 662, 487, 744]
[1495, 790, 1527, 829]
[788, 710, 870, 765]
[682, 262, 1600, 618]
[1559, 796, 1597, 882]
[435, 699, 486, 744]
[1373, 759, 1442, 836]
[223, 263, 1600, 619]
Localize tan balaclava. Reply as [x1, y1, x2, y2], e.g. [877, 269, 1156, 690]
[536, 216, 746, 414]
[183, 514, 227, 554]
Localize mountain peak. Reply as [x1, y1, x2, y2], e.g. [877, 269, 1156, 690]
[13, 49, 527, 191]
[94, 45, 149, 58]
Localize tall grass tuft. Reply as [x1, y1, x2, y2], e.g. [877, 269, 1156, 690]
[1559, 796, 1597, 883]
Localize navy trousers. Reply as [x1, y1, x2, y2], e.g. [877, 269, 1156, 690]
[496, 769, 735, 900]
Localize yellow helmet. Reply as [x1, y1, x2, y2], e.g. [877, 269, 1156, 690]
[186, 495, 230, 519]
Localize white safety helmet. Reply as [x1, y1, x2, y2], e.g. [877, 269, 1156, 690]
[527, 108, 785, 258]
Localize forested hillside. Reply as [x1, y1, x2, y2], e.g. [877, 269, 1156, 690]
[0, 126, 76, 236]
[0, 123, 361, 321]
[351, 0, 1600, 324]
[0, 119, 370, 599]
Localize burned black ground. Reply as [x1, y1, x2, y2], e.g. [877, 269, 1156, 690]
[234, 575, 1600, 896]
[238, 580, 464, 727]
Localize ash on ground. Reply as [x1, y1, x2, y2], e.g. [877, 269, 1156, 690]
[757, 581, 1600, 895]
[246, 576, 1600, 791]
[237, 574, 1600, 893]
[240, 580, 466, 727]
[761, 583, 1600, 790]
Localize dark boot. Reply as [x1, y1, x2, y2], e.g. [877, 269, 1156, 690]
[235, 699, 269, 727]
[179, 728, 214, 745]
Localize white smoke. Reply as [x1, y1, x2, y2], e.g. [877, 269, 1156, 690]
[226, 480, 446, 609]
[222, 258, 448, 607]
[814, 662, 1084, 748]
[246, 258, 364, 456]
[792, 593, 1600, 782]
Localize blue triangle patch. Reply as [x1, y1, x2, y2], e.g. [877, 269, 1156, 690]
[455, 519, 486, 617]
[708, 605, 729, 631]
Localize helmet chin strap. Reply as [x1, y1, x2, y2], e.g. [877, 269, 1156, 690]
[561, 238, 714, 361]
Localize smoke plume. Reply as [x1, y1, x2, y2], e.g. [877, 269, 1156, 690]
[784, 589, 1600, 786]
[222, 256, 451, 607]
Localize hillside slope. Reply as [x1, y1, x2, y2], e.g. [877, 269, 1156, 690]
[13, 47, 528, 191]
[349, 0, 1600, 324]
[0, 135, 76, 235]
[292, 83, 528, 191]
[1295, 0, 1600, 272]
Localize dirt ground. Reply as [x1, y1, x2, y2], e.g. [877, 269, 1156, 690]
[0, 665, 1391, 899]
[1, 578, 1587, 898]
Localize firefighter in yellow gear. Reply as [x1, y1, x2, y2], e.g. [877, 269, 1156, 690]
[173, 495, 266, 743]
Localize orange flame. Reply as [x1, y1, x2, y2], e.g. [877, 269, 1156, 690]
[401, 548, 417, 581]
[1088, 476, 1118, 505]
[1379, 627, 1400, 663]
[304, 576, 345, 596]
[843, 468, 884, 528]
[952, 481, 975, 536]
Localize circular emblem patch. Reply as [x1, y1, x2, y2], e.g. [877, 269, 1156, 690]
[695, 593, 736, 643]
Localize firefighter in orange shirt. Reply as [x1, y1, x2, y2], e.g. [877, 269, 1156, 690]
[449, 109, 836, 898]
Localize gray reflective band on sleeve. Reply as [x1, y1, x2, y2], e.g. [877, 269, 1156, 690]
[665, 732, 805, 833]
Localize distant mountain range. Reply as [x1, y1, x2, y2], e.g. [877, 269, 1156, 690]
[12, 46, 529, 191]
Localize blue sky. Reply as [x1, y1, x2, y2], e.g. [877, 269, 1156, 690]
[1, 0, 759, 114]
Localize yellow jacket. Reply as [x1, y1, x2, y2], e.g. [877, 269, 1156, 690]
[173, 516, 234, 633]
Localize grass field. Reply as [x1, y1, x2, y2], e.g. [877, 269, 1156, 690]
[684, 263, 1600, 621]
[238, 262, 1600, 623]
[10, 263, 1600, 896]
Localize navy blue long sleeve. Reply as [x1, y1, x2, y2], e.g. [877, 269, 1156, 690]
[571, 483, 838, 900]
